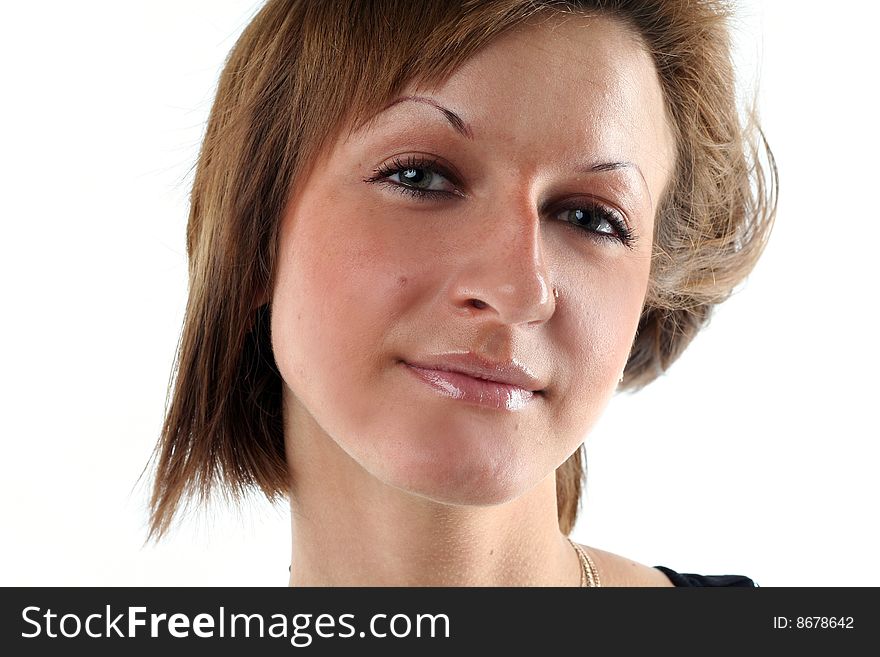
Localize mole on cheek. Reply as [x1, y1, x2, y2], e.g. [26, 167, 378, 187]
[397, 276, 408, 289]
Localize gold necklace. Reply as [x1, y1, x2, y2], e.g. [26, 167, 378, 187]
[568, 537, 601, 587]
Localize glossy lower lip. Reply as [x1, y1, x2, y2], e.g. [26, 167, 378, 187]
[403, 363, 537, 411]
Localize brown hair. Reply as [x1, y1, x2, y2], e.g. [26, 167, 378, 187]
[143, 0, 777, 541]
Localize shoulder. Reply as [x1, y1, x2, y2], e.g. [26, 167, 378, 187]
[576, 543, 758, 587]
[574, 544, 675, 587]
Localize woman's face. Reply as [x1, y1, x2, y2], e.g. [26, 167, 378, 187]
[271, 15, 674, 505]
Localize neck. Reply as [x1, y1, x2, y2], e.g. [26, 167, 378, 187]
[284, 399, 581, 587]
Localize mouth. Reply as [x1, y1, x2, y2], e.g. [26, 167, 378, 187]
[402, 361, 542, 411]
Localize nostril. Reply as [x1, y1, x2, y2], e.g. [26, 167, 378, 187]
[470, 299, 488, 309]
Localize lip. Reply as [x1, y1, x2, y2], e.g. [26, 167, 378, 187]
[402, 353, 545, 411]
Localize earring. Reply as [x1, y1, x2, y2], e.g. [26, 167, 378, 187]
[618, 370, 625, 383]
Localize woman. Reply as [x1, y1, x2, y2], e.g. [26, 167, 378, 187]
[144, 0, 776, 586]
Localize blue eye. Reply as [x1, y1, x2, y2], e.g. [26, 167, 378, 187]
[366, 155, 460, 198]
[555, 203, 636, 248]
[564, 208, 615, 235]
[395, 167, 436, 188]
[364, 156, 637, 248]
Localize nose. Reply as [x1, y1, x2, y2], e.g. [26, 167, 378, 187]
[447, 194, 556, 327]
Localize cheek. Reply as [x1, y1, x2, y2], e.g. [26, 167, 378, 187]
[269, 198, 411, 425]
[548, 257, 648, 436]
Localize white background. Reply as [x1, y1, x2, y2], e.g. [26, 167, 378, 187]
[1, 1, 876, 586]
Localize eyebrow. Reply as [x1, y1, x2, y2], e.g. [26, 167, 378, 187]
[580, 160, 651, 206]
[587, 161, 635, 174]
[378, 95, 475, 140]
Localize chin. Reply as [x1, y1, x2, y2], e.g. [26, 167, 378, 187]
[366, 439, 543, 508]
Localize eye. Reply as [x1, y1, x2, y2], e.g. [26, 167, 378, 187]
[364, 155, 461, 199]
[392, 166, 439, 190]
[364, 157, 638, 249]
[555, 202, 637, 248]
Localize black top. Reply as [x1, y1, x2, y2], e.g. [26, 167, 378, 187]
[654, 566, 758, 587]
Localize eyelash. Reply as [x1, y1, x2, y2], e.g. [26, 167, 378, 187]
[364, 155, 637, 249]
